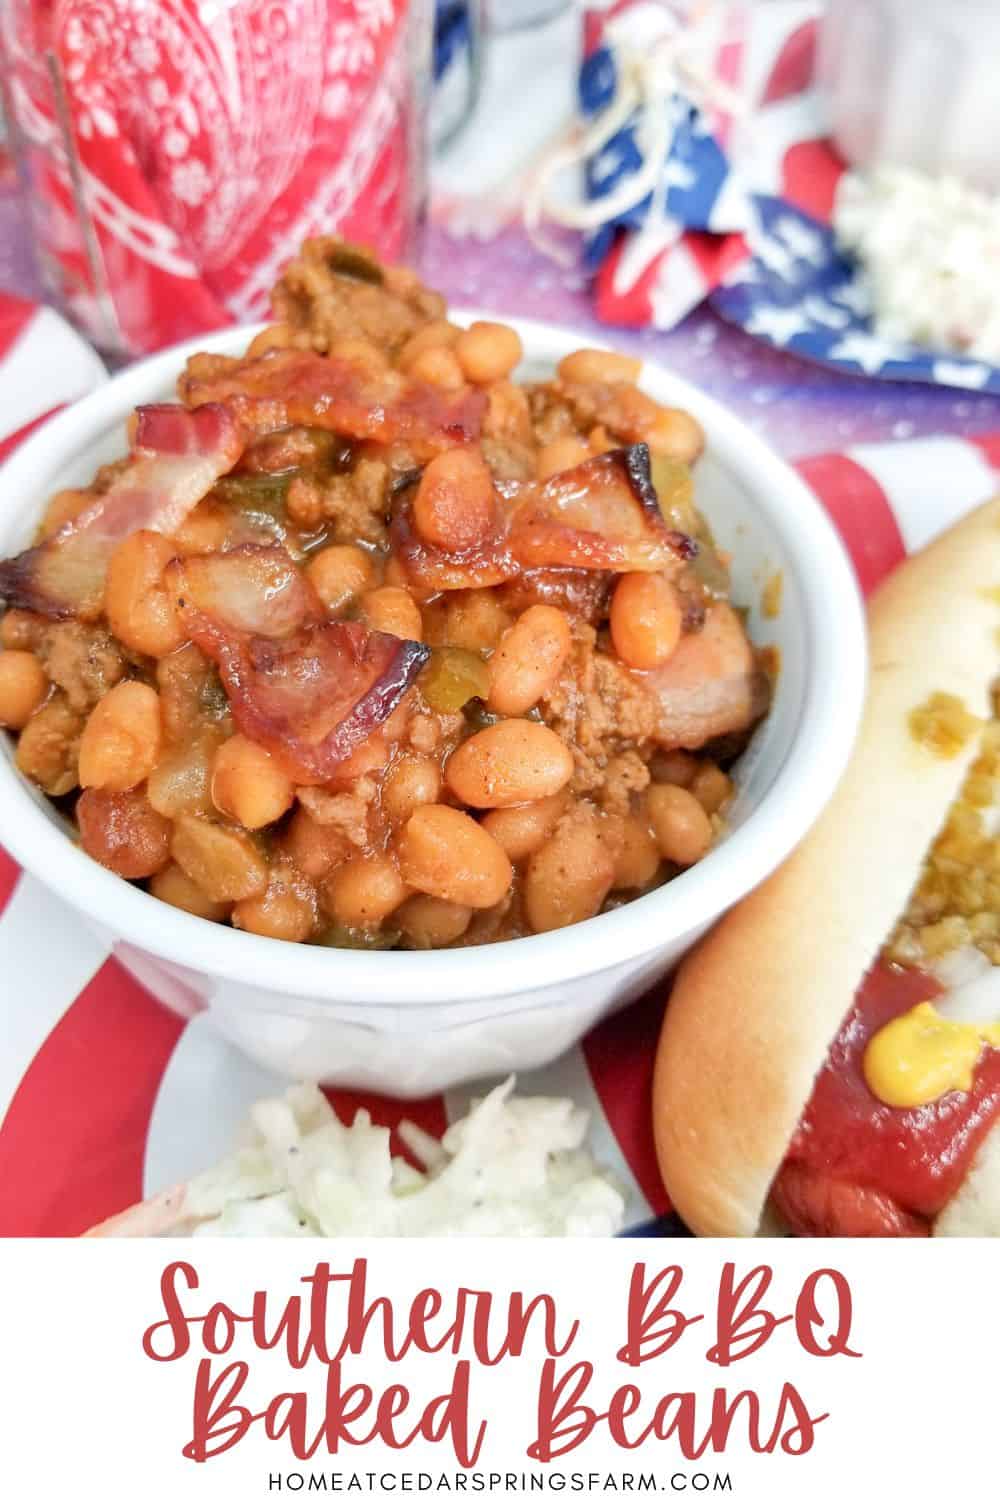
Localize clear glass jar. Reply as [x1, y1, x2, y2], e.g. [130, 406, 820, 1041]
[819, 0, 1000, 193]
[0, 0, 435, 356]
[486, 0, 569, 31]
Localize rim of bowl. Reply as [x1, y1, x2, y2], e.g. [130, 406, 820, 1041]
[0, 313, 866, 1005]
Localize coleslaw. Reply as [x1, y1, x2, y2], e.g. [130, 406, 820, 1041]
[171, 1079, 628, 1237]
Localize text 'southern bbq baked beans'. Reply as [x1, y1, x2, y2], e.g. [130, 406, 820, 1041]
[0, 239, 770, 949]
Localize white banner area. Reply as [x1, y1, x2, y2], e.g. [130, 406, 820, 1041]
[1, 1240, 992, 1498]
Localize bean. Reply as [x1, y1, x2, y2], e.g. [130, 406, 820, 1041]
[1, 609, 44, 650]
[41, 488, 91, 538]
[15, 693, 81, 794]
[650, 749, 698, 787]
[329, 731, 391, 781]
[307, 544, 374, 614]
[646, 784, 713, 866]
[321, 853, 408, 929]
[523, 809, 616, 933]
[211, 733, 295, 829]
[234, 862, 318, 942]
[609, 389, 704, 464]
[398, 320, 459, 372]
[0, 649, 47, 728]
[645, 407, 704, 465]
[78, 786, 172, 879]
[105, 531, 184, 658]
[150, 861, 231, 922]
[171, 814, 269, 902]
[173, 498, 233, 555]
[381, 753, 441, 823]
[611, 813, 661, 890]
[480, 790, 569, 862]
[396, 893, 472, 948]
[408, 714, 442, 754]
[359, 586, 423, 641]
[445, 720, 573, 808]
[439, 589, 512, 651]
[412, 449, 496, 553]
[381, 695, 413, 743]
[455, 321, 523, 384]
[328, 337, 389, 378]
[610, 572, 683, 670]
[246, 323, 296, 356]
[398, 805, 512, 908]
[282, 806, 352, 881]
[78, 681, 162, 792]
[408, 346, 465, 391]
[535, 436, 591, 481]
[690, 763, 732, 815]
[487, 605, 571, 716]
[558, 348, 641, 385]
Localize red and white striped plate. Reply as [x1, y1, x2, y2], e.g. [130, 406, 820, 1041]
[1, 298, 998, 1236]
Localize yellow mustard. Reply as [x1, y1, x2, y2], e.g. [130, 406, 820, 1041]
[863, 1001, 1000, 1108]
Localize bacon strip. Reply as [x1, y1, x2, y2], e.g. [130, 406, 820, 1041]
[0, 403, 244, 621]
[169, 545, 320, 638]
[180, 348, 486, 458]
[395, 445, 694, 593]
[167, 547, 429, 782]
[506, 445, 689, 572]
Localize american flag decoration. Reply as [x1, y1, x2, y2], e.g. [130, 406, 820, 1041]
[578, 0, 1000, 395]
[1, 296, 999, 1237]
[575, 0, 752, 331]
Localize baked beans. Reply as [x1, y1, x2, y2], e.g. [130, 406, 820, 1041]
[0, 237, 767, 948]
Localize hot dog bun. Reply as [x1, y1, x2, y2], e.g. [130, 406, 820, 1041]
[653, 497, 1000, 1237]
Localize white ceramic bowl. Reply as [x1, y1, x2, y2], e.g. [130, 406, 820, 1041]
[0, 315, 866, 1095]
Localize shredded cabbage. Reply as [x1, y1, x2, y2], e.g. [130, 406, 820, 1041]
[182, 1078, 627, 1237]
[834, 166, 1000, 361]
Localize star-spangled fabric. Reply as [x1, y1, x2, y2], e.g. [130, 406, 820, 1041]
[581, 0, 751, 329]
[579, 47, 748, 272]
[582, 0, 1000, 396]
[711, 196, 1000, 395]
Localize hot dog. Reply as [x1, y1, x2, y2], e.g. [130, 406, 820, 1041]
[653, 497, 1000, 1236]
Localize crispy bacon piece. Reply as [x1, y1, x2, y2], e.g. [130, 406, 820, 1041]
[180, 348, 485, 458]
[169, 545, 320, 638]
[395, 445, 694, 593]
[506, 445, 689, 572]
[0, 403, 244, 621]
[642, 602, 769, 749]
[167, 546, 429, 782]
[771, 1162, 930, 1238]
[496, 569, 612, 625]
